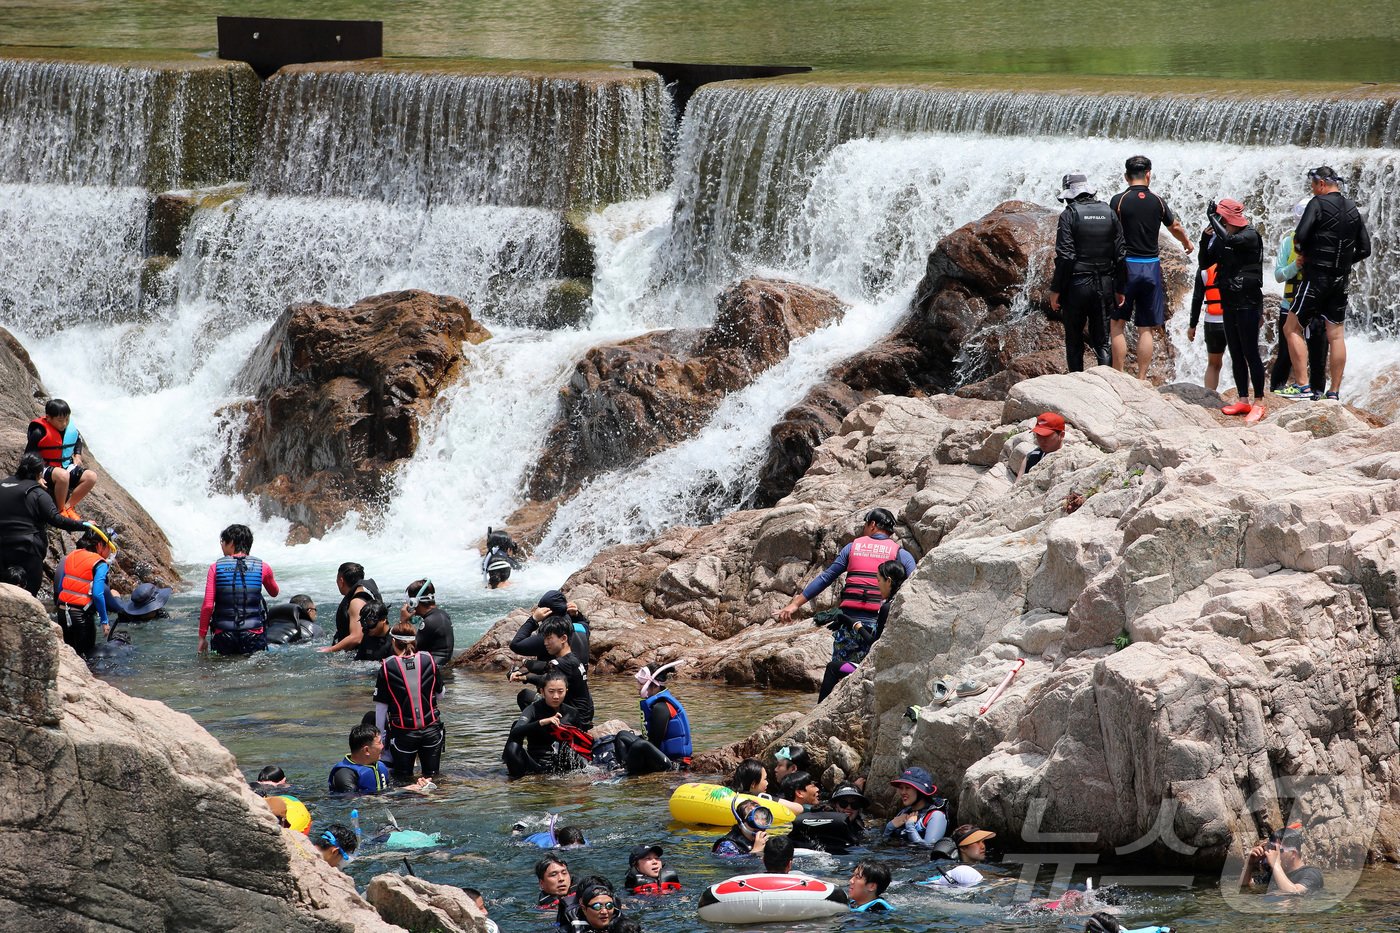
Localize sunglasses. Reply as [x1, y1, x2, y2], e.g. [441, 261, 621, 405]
[586, 901, 617, 912]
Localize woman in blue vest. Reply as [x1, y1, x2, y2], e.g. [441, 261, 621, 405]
[197, 524, 279, 656]
[635, 661, 691, 768]
[373, 621, 445, 781]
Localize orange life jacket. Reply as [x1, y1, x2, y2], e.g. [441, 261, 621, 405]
[58, 549, 104, 608]
[1201, 264, 1223, 324]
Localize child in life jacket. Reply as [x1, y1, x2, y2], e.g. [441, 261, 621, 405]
[623, 844, 681, 895]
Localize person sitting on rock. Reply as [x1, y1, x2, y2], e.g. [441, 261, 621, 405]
[535, 854, 575, 910]
[354, 599, 394, 662]
[312, 823, 358, 869]
[1239, 827, 1324, 895]
[817, 558, 907, 701]
[624, 844, 681, 895]
[0, 452, 89, 595]
[26, 398, 98, 519]
[402, 578, 454, 670]
[636, 661, 691, 769]
[884, 766, 949, 847]
[55, 525, 120, 658]
[329, 722, 390, 795]
[198, 524, 279, 657]
[1016, 412, 1067, 479]
[511, 589, 592, 667]
[320, 562, 381, 654]
[712, 798, 772, 858]
[511, 616, 594, 727]
[774, 508, 917, 647]
[505, 670, 588, 778]
[848, 861, 894, 912]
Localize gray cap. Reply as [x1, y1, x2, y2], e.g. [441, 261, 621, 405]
[1058, 172, 1097, 202]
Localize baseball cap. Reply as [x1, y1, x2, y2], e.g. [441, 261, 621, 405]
[628, 844, 663, 865]
[1032, 412, 1066, 436]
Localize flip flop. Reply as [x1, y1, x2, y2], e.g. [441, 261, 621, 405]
[954, 680, 988, 698]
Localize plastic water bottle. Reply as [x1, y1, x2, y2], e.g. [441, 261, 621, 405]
[350, 809, 362, 838]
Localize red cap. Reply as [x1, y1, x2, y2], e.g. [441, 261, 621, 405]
[1033, 412, 1066, 436]
[1216, 198, 1248, 227]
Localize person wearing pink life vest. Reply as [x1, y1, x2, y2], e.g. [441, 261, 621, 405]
[373, 621, 444, 783]
[774, 508, 917, 695]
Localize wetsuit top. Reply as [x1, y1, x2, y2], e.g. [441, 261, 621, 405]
[801, 534, 916, 617]
[711, 825, 756, 857]
[509, 698, 580, 759]
[510, 612, 591, 665]
[355, 626, 393, 662]
[885, 800, 950, 846]
[328, 755, 389, 794]
[333, 579, 380, 643]
[199, 555, 278, 638]
[1110, 185, 1175, 258]
[373, 651, 441, 730]
[0, 476, 86, 551]
[850, 898, 895, 912]
[640, 689, 692, 760]
[1189, 230, 1224, 329]
[624, 866, 682, 894]
[56, 550, 110, 626]
[1275, 232, 1303, 309]
[535, 651, 593, 727]
[414, 606, 455, 668]
[25, 419, 82, 468]
[1295, 191, 1371, 273]
[1051, 196, 1127, 293]
[1206, 213, 1264, 300]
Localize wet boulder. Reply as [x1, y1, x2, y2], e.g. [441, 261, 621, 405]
[225, 289, 491, 541]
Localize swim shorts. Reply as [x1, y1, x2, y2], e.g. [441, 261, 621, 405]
[1114, 258, 1165, 327]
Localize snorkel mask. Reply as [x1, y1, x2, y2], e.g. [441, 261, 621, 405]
[732, 797, 773, 834]
[90, 525, 118, 553]
[406, 578, 433, 625]
[634, 659, 686, 698]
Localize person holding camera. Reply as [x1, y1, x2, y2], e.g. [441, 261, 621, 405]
[1239, 827, 1324, 895]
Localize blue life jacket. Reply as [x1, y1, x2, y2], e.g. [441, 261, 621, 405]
[212, 555, 266, 632]
[640, 689, 692, 760]
[851, 897, 895, 912]
[328, 755, 388, 794]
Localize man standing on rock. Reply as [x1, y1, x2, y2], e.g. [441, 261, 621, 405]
[1048, 171, 1125, 372]
[775, 508, 917, 630]
[1109, 155, 1194, 379]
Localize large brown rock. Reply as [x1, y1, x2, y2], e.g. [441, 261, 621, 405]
[0, 582, 399, 932]
[0, 328, 177, 591]
[226, 290, 491, 540]
[365, 875, 488, 933]
[526, 278, 846, 501]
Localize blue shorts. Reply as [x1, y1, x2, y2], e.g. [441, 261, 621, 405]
[1114, 258, 1165, 328]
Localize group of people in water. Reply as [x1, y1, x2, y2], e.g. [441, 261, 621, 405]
[1051, 156, 1372, 418]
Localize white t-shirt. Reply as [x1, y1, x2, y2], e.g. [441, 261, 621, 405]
[920, 864, 983, 887]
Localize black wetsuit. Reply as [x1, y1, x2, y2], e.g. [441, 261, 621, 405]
[1292, 190, 1372, 327]
[0, 475, 86, 595]
[1208, 212, 1266, 401]
[415, 606, 455, 669]
[506, 698, 582, 776]
[355, 626, 393, 662]
[1051, 196, 1126, 371]
[334, 578, 380, 643]
[511, 612, 591, 665]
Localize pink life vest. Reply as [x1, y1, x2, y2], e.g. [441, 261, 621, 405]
[838, 535, 900, 613]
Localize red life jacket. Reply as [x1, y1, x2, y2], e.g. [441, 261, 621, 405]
[58, 550, 104, 608]
[1201, 264, 1223, 324]
[30, 418, 76, 468]
[839, 536, 900, 613]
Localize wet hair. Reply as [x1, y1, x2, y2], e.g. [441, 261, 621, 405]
[855, 860, 891, 895]
[1278, 829, 1305, 851]
[779, 771, 816, 801]
[535, 853, 569, 880]
[575, 875, 616, 908]
[257, 765, 285, 783]
[220, 523, 253, 554]
[461, 886, 483, 901]
[75, 530, 102, 551]
[542, 669, 569, 689]
[315, 823, 358, 855]
[390, 621, 417, 654]
[539, 617, 571, 641]
[290, 594, 315, 612]
[774, 743, 810, 772]
[2, 566, 26, 587]
[557, 826, 586, 847]
[864, 508, 896, 533]
[1124, 155, 1151, 180]
[762, 835, 794, 873]
[359, 600, 389, 629]
[337, 562, 365, 588]
[877, 560, 907, 596]
[15, 452, 45, 481]
[407, 578, 436, 603]
[1085, 912, 1122, 933]
[348, 722, 380, 753]
[45, 398, 71, 418]
[487, 566, 511, 588]
[729, 758, 766, 793]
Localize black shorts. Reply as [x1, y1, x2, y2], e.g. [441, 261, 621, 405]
[1203, 321, 1227, 355]
[42, 464, 87, 488]
[1290, 270, 1349, 326]
[211, 628, 268, 656]
[388, 721, 445, 778]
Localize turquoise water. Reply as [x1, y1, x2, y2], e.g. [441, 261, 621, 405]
[3, 0, 1399, 83]
[91, 591, 1400, 932]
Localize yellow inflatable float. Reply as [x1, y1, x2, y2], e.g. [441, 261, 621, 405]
[274, 794, 312, 835]
[668, 782, 795, 827]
